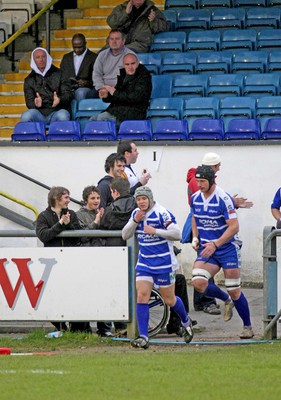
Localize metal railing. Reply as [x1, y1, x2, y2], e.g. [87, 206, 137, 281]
[263, 225, 281, 339]
[0, 191, 38, 218]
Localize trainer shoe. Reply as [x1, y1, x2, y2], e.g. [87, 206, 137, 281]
[224, 299, 234, 321]
[182, 320, 194, 343]
[131, 336, 149, 349]
[240, 326, 254, 339]
[203, 304, 221, 315]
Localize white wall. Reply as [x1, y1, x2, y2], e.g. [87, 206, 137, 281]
[1, 142, 280, 285]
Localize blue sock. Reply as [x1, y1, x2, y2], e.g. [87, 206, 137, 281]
[170, 296, 189, 325]
[136, 303, 149, 339]
[233, 292, 252, 327]
[204, 282, 229, 302]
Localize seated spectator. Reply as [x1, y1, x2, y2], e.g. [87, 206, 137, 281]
[92, 29, 135, 96]
[60, 33, 98, 102]
[21, 47, 72, 124]
[91, 53, 152, 128]
[107, 0, 169, 53]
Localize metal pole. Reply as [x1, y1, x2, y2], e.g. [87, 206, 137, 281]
[46, 9, 50, 54]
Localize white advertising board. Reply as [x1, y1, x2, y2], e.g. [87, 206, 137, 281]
[0, 247, 129, 321]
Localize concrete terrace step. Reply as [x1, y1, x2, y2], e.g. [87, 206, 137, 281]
[83, 7, 113, 17]
[42, 38, 105, 50]
[66, 18, 108, 28]
[0, 83, 23, 94]
[0, 116, 21, 125]
[54, 28, 109, 39]
[4, 73, 28, 82]
[0, 95, 25, 104]
[0, 105, 26, 115]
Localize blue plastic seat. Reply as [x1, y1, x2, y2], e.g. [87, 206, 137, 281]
[151, 74, 173, 98]
[176, 9, 211, 33]
[150, 32, 186, 52]
[196, 50, 232, 74]
[172, 74, 208, 98]
[188, 118, 224, 140]
[74, 98, 108, 131]
[165, 0, 196, 9]
[268, 50, 281, 73]
[117, 120, 152, 141]
[152, 119, 188, 141]
[219, 96, 256, 129]
[183, 97, 219, 129]
[221, 29, 257, 51]
[224, 118, 261, 140]
[138, 52, 162, 74]
[232, 0, 266, 6]
[198, 0, 231, 8]
[81, 121, 117, 141]
[210, 8, 246, 29]
[47, 121, 81, 141]
[206, 73, 244, 98]
[147, 97, 184, 120]
[161, 9, 178, 31]
[243, 73, 280, 98]
[231, 50, 268, 74]
[160, 52, 197, 74]
[261, 118, 281, 139]
[11, 121, 46, 141]
[245, 7, 280, 29]
[186, 30, 220, 51]
[256, 96, 281, 130]
[257, 29, 281, 52]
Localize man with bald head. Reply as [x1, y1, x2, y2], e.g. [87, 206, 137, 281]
[90, 53, 152, 128]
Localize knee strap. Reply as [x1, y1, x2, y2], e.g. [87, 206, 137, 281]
[225, 278, 241, 291]
[192, 268, 212, 281]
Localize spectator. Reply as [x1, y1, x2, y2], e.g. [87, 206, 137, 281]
[91, 53, 152, 128]
[107, 0, 169, 53]
[76, 185, 113, 337]
[21, 47, 72, 123]
[60, 33, 98, 101]
[117, 139, 151, 194]
[122, 186, 194, 349]
[97, 153, 126, 209]
[36, 186, 83, 333]
[190, 165, 254, 339]
[92, 29, 135, 95]
[271, 187, 281, 229]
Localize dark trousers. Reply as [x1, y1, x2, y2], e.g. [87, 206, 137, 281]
[193, 277, 217, 310]
[166, 274, 189, 333]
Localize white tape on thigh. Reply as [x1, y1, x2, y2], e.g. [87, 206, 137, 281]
[192, 268, 212, 281]
[225, 278, 241, 291]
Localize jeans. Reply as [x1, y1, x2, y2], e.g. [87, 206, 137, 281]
[74, 87, 99, 101]
[21, 109, 70, 124]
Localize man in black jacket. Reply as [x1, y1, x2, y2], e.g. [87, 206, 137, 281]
[21, 47, 73, 124]
[91, 53, 152, 128]
[60, 33, 98, 101]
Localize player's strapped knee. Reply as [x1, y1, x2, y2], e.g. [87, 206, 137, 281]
[225, 278, 241, 291]
[192, 268, 212, 281]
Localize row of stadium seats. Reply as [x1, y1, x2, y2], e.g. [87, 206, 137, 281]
[150, 30, 281, 52]
[164, 0, 280, 9]
[140, 50, 281, 75]
[10, 118, 281, 142]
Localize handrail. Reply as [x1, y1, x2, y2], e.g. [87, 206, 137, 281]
[0, 0, 59, 52]
[0, 162, 82, 206]
[0, 191, 39, 218]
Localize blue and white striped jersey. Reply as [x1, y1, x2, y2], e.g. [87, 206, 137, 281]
[190, 186, 241, 249]
[132, 202, 179, 274]
[271, 187, 281, 209]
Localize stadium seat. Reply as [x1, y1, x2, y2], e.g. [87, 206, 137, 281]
[176, 9, 211, 32]
[198, 0, 231, 9]
[81, 121, 117, 141]
[206, 73, 244, 98]
[74, 98, 108, 131]
[210, 8, 246, 29]
[232, 0, 266, 6]
[152, 119, 188, 140]
[245, 7, 280, 29]
[188, 118, 224, 140]
[268, 50, 281, 73]
[165, 0, 196, 9]
[138, 52, 162, 74]
[11, 121, 46, 141]
[150, 32, 186, 52]
[219, 96, 256, 128]
[261, 118, 281, 139]
[47, 121, 81, 141]
[151, 74, 173, 98]
[183, 97, 219, 129]
[256, 96, 281, 130]
[224, 118, 261, 140]
[186, 30, 220, 52]
[161, 9, 178, 31]
[160, 52, 197, 74]
[196, 50, 232, 74]
[172, 74, 208, 98]
[117, 120, 152, 141]
[243, 73, 280, 98]
[231, 50, 268, 74]
[221, 29, 257, 51]
[147, 97, 184, 121]
[257, 29, 281, 52]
